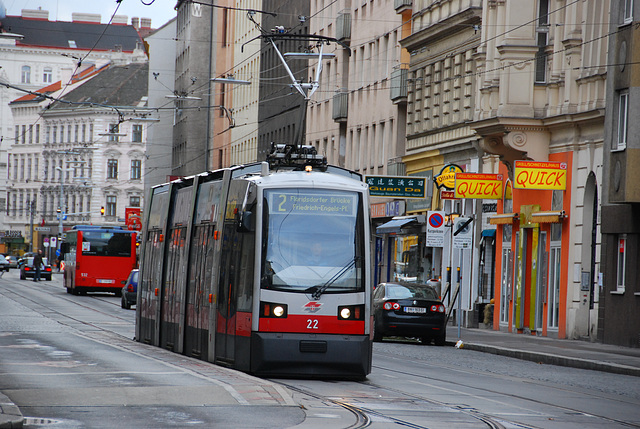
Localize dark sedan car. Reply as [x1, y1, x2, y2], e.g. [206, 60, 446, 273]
[121, 269, 138, 309]
[20, 257, 53, 281]
[372, 282, 446, 345]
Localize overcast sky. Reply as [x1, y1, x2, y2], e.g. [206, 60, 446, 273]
[1, 0, 177, 28]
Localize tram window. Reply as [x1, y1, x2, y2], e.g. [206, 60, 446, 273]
[261, 188, 364, 293]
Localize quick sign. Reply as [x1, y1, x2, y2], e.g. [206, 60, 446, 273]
[514, 161, 567, 190]
[454, 173, 503, 200]
[426, 211, 445, 247]
[366, 176, 426, 198]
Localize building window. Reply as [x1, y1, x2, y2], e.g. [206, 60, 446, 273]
[616, 90, 629, 150]
[21, 65, 31, 84]
[132, 125, 143, 142]
[43, 67, 53, 83]
[35, 124, 40, 143]
[131, 159, 141, 180]
[108, 123, 120, 142]
[130, 196, 141, 207]
[82, 124, 86, 142]
[623, 0, 634, 24]
[106, 196, 117, 216]
[46, 126, 50, 143]
[107, 159, 118, 179]
[616, 235, 626, 292]
[535, 0, 549, 83]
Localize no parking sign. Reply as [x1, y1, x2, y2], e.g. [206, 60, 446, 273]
[426, 211, 445, 247]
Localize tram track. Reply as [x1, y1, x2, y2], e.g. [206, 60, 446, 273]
[0, 273, 133, 334]
[370, 360, 640, 428]
[278, 380, 504, 429]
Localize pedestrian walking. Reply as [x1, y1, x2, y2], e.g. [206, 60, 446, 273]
[33, 249, 43, 282]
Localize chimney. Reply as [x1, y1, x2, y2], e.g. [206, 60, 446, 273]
[21, 9, 49, 20]
[71, 13, 101, 23]
[112, 15, 128, 25]
[140, 18, 152, 28]
[131, 17, 139, 29]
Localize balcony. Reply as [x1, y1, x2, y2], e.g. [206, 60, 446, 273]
[336, 10, 351, 45]
[390, 68, 408, 104]
[394, 0, 412, 13]
[332, 90, 349, 123]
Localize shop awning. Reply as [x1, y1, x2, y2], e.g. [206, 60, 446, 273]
[481, 229, 497, 237]
[488, 213, 519, 225]
[376, 216, 422, 234]
[531, 210, 566, 223]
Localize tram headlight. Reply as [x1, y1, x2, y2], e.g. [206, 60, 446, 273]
[340, 308, 351, 319]
[338, 304, 364, 321]
[260, 301, 288, 318]
[273, 306, 285, 317]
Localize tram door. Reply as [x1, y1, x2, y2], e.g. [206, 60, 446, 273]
[139, 229, 164, 345]
[161, 226, 187, 351]
[184, 224, 215, 360]
[216, 221, 238, 366]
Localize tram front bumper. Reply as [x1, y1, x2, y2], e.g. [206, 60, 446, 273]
[251, 332, 371, 378]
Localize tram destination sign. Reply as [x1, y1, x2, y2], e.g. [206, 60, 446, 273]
[268, 192, 356, 216]
[365, 176, 426, 198]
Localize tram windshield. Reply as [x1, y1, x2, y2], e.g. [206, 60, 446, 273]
[261, 188, 364, 293]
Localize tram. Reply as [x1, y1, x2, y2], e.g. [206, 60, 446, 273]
[136, 144, 372, 378]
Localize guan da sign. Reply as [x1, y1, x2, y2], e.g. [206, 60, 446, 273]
[366, 176, 426, 198]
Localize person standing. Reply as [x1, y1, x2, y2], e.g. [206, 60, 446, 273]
[33, 249, 43, 282]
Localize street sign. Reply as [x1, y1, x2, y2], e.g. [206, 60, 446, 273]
[453, 217, 473, 249]
[365, 176, 426, 198]
[44, 241, 49, 247]
[426, 211, 445, 248]
[51, 237, 57, 247]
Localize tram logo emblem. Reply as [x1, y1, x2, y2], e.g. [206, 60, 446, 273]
[303, 301, 323, 313]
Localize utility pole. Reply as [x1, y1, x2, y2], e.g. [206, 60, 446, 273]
[29, 200, 35, 252]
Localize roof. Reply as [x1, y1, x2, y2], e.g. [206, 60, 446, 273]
[0, 15, 142, 52]
[10, 63, 110, 105]
[48, 62, 149, 109]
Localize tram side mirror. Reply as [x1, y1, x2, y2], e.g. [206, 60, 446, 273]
[237, 211, 254, 233]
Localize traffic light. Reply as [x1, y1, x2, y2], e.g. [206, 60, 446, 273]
[100, 206, 105, 216]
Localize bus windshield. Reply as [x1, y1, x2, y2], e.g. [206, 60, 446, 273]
[81, 231, 133, 257]
[261, 188, 364, 293]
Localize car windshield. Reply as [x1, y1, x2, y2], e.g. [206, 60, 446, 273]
[386, 284, 439, 300]
[26, 257, 49, 266]
[261, 188, 364, 293]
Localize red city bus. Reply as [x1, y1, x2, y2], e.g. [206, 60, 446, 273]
[61, 226, 137, 296]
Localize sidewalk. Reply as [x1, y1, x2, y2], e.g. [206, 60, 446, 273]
[2, 328, 639, 428]
[451, 327, 640, 377]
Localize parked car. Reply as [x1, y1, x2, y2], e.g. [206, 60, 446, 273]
[0, 257, 9, 272]
[372, 281, 446, 345]
[5, 255, 18, 269]
[17, 252, 36, 269]
[121, 269, 138, 309]
[19, 257, 52, 281]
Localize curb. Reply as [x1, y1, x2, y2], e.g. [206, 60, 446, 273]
[0, 393, 22, 429]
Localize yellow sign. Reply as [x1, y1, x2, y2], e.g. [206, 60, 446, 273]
[434, 164, 464, 190]
[454, 173, 503, 200]
[514, 161, 567, 190]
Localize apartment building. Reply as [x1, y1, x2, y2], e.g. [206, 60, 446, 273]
[472, 0, 607, 340]
[8, 63, 150, 255]
[600, 0, 640, 347]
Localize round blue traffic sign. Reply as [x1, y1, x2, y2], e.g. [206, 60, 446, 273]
[429, 212, 444, 228]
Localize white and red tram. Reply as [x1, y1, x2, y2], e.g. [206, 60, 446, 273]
[137, 146, 372, 378]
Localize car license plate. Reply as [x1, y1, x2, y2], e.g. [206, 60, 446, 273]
[404, 307, 426, 313]
[97, 279, 115, 284]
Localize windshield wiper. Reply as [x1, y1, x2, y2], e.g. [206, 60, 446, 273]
[305, 257, 358, 300]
